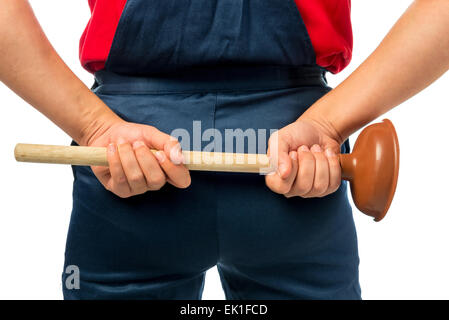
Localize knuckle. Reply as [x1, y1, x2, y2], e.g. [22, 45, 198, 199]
[297, 183, 312, 195]
[143, 125, 156, 136]
[329, 181, 341, 193]
[314, 184, 328, 195]
[117, 176, 128, 185]
[129, 172, 144, 184]
[149, 173, 166, 187]
[266, 176, 289, 194]
[265, 175, 274, 186]
[280, 129, 292, 142]
[148, 184, 163, 191]
[275, 182, 290, 194]
[266, 180, 282, 194]
[116, 191, 131, 198]
[269, 130, 291, 147]
[325, 188, 337, 196]
[266, 176, 284, 193]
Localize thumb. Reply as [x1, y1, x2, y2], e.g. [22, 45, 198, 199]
[142, 125, 183, 161]
[268, 130, 293, 179]
[141, 125, 171, 150]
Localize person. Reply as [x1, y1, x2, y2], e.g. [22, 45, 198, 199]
[0, 0, 448, 300]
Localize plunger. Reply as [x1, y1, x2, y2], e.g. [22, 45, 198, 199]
[14, 119, 399, 221]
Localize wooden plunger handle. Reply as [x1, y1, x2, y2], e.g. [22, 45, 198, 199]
[14, 120, 399, 221]
[14, 143, 276, 174]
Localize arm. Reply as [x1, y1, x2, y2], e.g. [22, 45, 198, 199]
[0, 0, 116, 146]
[0, 0, 190, 197]
[302, 0, 449, 143]
[266, 0, 449, 198]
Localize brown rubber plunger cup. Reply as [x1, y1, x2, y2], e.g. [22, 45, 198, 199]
[14, 119, 400, 222]
[339, 119, 399, 221]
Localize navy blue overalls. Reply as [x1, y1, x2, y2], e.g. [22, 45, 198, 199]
[63, 0, 361, 299]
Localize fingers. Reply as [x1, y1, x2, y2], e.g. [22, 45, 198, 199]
[285, 146, 315, 197]
[267, 130, 293, 179]
[101, 138, 191, 198]
[142, 126, 190, 188]
[303, 145, 329, 198]
[132, 141, 166, 191]
[271, 144, 342, 199]
[159, 141, 191, 189]
[91, 124, 191, 198]
[265, 151, 297, 194]
[105, 142, 132, 198]
[142, 126, 172, 151]
[141, 126, 183, 164]
[91, 159, 112, 187]
[116, 138, 148, 195]
[325, 148, 342, 194]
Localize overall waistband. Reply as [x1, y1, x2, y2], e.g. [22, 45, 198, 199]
[93, 66, 328, 94]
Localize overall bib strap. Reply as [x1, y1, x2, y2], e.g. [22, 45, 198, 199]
[104, 0, 317, 75]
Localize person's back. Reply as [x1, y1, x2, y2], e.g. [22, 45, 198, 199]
[1, 0, 448, 300]
[65, 0, 359, 299]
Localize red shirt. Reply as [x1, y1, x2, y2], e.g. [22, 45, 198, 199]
[80, 0, 352, 74]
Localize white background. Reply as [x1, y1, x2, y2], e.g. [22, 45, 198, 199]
[1, 0, 448, 300]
